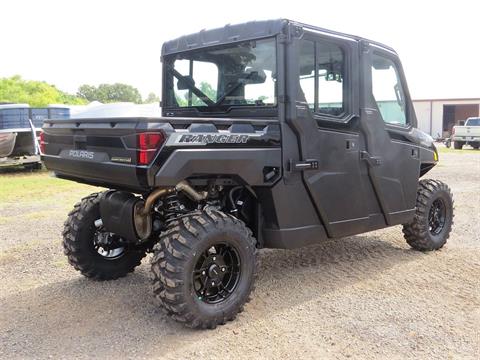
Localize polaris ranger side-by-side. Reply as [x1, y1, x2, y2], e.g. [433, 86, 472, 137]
[41, 19, 454, 329]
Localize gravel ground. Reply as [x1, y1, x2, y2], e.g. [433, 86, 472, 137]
[0, 148, 479, 359]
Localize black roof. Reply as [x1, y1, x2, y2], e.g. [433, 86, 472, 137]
[161, 19, 396, 56]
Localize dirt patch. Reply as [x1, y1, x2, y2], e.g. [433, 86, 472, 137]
[0, 148, 479, 359]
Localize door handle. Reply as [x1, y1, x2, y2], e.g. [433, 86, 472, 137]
[360, 151, 382, 166]
[288, 159, 319, 171]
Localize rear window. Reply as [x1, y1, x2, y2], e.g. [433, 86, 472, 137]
[466, 118, 480, 126]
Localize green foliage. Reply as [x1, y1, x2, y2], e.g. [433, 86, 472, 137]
[0, 75, 86, 107]
[177, 81, 217, 107]
[144, 92, 160, 104]
[200, 82, 217, 101]
[176, 95, 188, 107]
[77, 83, 143, 104]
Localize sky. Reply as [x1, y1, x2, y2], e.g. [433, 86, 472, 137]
[1, 0, 478, 100]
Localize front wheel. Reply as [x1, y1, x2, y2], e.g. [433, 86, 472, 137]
[402, 179, 454, 251]
[63, 192, 146, 280]
[151, 207, 257, 329]
[453, 141, 464, 149]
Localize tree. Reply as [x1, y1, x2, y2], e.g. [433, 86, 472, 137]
[76, 85, 97, 102]
[0, 75, 86, 107]
[144, 92, 160, 104]
[77, 83, 142, 104]
[200, 82, 217, 101]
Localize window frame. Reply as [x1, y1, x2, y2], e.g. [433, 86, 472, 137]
[370, 49, 411, 129]
[298, 32, 354, 123]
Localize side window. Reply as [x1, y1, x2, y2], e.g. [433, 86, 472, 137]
[371, 54, 407, 126]
[299, 40, 315, 109]
[298, 39, 345, 116]
[317, 42, 344, 116]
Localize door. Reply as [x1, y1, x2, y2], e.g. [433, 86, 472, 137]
[358, 43, 420, 225]
[288, 34, 384, 238]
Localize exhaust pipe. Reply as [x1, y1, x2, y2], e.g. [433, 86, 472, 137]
[134, 180, 208, 240]
[175, 180, 208, 202]
[101, 180, 208, 242]
[139, 180, 208, 216]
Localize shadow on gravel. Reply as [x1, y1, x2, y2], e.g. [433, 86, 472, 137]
[0, 232, 422, 358]
[0, 166, 45, 175]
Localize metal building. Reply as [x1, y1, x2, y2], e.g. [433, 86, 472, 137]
[413, 98, 480, 138]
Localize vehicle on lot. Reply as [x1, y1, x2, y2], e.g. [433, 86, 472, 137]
[452, 117, 480, 149]
[0, 104, 69, 168]
[41, 19, 454, 329]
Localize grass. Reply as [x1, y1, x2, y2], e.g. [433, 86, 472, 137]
[0, 169, 101, 204]
[437, 146, 479, 154]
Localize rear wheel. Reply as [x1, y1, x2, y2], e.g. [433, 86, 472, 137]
[63, 192, 146, 280]
[402, 179, 453, 251]
[453, 141, 464, 149]
[471, 143, 479, 150]
[151, 207, 257, 329]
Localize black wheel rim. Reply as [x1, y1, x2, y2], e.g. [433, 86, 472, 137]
[93, 221, 125, 260]
[429, 198, 447, 235]
[193, 243, 241, 304]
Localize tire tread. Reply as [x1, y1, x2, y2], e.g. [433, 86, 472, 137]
[63, 192, 146, 280]
[402, 179, 454, 251]
[151, 207, 257, 329]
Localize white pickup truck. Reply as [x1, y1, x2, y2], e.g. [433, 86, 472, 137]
[452, 117, 480, 149]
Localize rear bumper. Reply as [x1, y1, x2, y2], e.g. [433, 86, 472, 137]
[42, 155, 147, 191]
[452, 136, 480, 142]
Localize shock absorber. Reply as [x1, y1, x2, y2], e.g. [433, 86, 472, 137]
[163, 193, 183, 220]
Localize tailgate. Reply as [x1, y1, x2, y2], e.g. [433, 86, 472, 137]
[454, 126, 480, 138]
[41, 117, 170, 191]
[454, 127, 468, 136]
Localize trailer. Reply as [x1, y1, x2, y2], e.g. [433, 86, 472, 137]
[0, 104, 70, 168]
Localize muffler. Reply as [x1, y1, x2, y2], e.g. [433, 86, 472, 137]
[99, 181, 207, 242]
[100, 191, 146, 242]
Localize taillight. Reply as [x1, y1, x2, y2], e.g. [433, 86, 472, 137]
[39, 131, 46, 154]
[137, 132, 165, 165]
[452, 127, 455, 135]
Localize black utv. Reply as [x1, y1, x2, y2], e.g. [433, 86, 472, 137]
[41, 19, 454, 329]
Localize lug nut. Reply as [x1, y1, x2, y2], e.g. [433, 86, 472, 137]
[202, 271, 206, 275]
[213, 257, 216, 261]
[211, 281, 215, 286]
[221, 268, 225, 272]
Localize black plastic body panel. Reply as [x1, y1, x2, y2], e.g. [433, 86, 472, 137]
[155, 148, 281, 186]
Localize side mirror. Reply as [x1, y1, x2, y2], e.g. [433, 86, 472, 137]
[241, 70, 267, 84]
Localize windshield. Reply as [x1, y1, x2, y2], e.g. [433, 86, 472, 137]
[164, 38, 277, 112]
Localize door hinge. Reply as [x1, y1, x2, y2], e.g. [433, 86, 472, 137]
[288, 159, 319, 171]
[360, 151, 382, 166]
